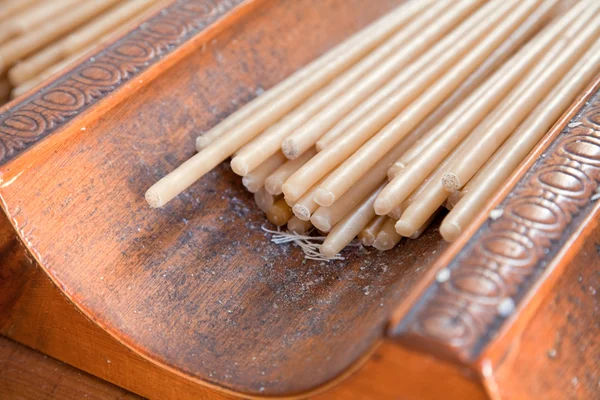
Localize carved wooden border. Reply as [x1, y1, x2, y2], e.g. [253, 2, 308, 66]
[393, 86, 600, 364]
[0, 0, 242, 165]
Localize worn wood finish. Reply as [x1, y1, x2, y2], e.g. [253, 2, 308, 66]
[1, 0, 599, 398]
[0, 0, 450, 396]
[0, 336, 142, 400]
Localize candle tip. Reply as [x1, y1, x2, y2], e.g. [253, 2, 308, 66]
[440, 221, 462, 242]
[314, 188, 335, 206]
[292, 204, 311, 221]
[230, 157, 249, 176]
[282, 138, 299, 159]
[374, 197, 393, 215]
[320, 243, 337, 258]
[145, 188, 163, 208]
[395, 219, 415, 237]
[310, 214, 332, 233]
[373, 233, 394, 251]
[441, 172, 461, 193]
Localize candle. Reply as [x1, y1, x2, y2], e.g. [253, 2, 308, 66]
[228, 0, 441, 174]
[389, 0, 562, 175]
[315, 0, 537, 208]
[146, 0, 431, 207]
[264, 148, 316, 195]
[283, 0, 507, 203]
[373, 218, 402, 251]
[375, 1, 583, 214]
[320, 186, 383, 258]
[0, 0, 121, 74]
[287, 217, 314, 236]
[440, 37, 600, 241]
[387, 205, 404, 220]
[266, 200, 294, 227]
[254, 188, 279, 213]
[0, 0, 79, 46]
[0, 0, 39, 24]
[241, 152, 287, 193]
[8, 0, 155, 86]
[442, 13, 600, 194]
[291, 174, 330, 221]
[309, 133, 421, 231]
[358, 216, 387, 246]
[279, 0, 477, 160]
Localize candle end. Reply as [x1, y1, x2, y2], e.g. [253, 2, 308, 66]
[395, 219, 415, 237]
[195, 136, 208, 152]
[320, 243, 337, 258]
[441, 172, 461, 193]
[310, 214, 331, 233]
[292, 204, 311, 221]
[230, 156, 249, 176]
[314, 188, 335, 207]
[264, 177, 283, 196]
[373, 232, 395, 251]
[374, 197, 393, 216]
[282, 138, 299, 159]
[145, 188, 164, 208]
[440, 221, 462, 242]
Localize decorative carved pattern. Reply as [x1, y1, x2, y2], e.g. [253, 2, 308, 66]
[394, 87, 600, 363]
[0, 0, 242, 165]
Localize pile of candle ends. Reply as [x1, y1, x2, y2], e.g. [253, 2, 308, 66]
[146, 0, 600, 259]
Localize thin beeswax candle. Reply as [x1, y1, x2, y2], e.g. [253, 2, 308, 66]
[389, 0, 562, 172]
[282, 0, 507, 203]
[265, 148, 316, 195]
[8, 0, 155, 86]
[320, 186, 383, 257]
[146, 0, 431, 207]
[373, 219, 402, 251]
[229, 0, 445, 175]
[280, 0, 480, 160]
[359, 215, 388, 246]
[375, 2, 586, 214]
[440, 38, 600, 241]
[315, 0, 538, 208]
[442, 13, 600, 194]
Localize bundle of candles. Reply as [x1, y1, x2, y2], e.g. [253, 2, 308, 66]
[0, 0, 169, 104]
[147, 0, 600, 258]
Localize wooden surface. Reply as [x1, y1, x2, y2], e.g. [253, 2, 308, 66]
[0, 0, 599, 398]
[0, 0, 450, 396]
[0, 336, 141, 400]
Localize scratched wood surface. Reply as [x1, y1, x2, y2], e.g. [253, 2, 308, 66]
[0, 0, 452, 396]
[0, 336, 142, 400]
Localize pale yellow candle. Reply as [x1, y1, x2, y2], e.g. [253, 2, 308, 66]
[279, 0, 480, 160]
[0, 0, 121, 75]
[395, 179, 448, 237]
[315, 0, 538, 208]
[373, 218, 402, 251]
[254, 188, 279, 213]
[442, 13, 600, 194]
[441, 37, 600, 241]
[0, 0, 77, 45]
[287, 217, 313, 236]
[375, 1, 587, 213]
[320, 186, 383, 258]
[8, 0, 155, 86]
[283, 0, 512, 203]
[229, 0, 443, 173]
[308, 132, 420, 232]
[266, 200, 293, 227]
[359, 215, 387, 247]
[264, 148, 316, 195]
[291, 174, 331, 221]
[146, 0, 430, 207]
[11, 0, 168, 99]
[0, 0, 39, 23]
[241, 152, 287, 193]
[389, 0, 561, 171]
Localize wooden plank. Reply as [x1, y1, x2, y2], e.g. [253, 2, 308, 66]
[0, 336, 142, 400]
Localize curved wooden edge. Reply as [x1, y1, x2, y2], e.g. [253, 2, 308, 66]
[388, 74, 600, 372]
[0, 0, 262, 168]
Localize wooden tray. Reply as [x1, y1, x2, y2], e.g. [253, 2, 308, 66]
[0, 1, 598, 399]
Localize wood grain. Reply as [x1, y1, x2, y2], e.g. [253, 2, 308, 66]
[0, 336, 141, 400]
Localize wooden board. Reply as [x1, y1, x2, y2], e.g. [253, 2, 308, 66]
[0, 336, 141, 400]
